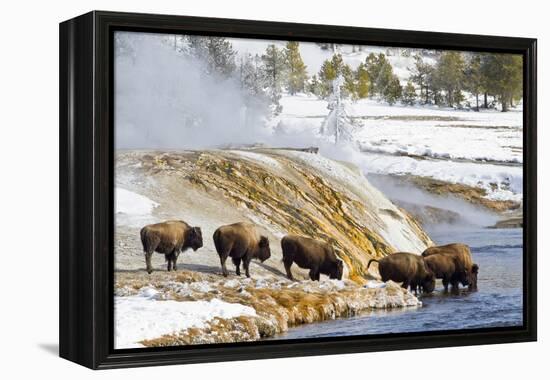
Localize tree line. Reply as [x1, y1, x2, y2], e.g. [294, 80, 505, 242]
[165, 35, 523, 113]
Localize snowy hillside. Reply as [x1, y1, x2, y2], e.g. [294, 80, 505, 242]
[272, 95, 523, 205]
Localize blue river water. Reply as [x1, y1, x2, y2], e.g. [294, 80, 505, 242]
[269, 227, 523, 340]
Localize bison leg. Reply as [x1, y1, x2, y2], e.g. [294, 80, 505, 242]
[165, 254, 172, 271]
[442, 277, 450, 293]
[283, 259, 294, 280]
[172, 251, 179, 271]
[243, 257, 251, 278]
[308, 269, 320, 281]
[401, 280, 410, 290]
[145, 251, 154, 274]
[232, 257, 242, 276]
[219, 254, 229, 277]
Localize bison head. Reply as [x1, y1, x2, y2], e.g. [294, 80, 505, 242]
[456, 268, 471, 287]
[329, 260, 344, 280]
[257, 236, 271, 262]
[468, 264, 479, 290]
[422, 272, 436, 293]
[189, 227, 203, 251]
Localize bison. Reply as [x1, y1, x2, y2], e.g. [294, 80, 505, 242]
[424, 254, 465, 292]
[367, 252, 435, 294]
[422, 243, 479, 290]
[140, 220, 203, 274]
[281, 235, 344, 281]
[213, 222, 271, 277]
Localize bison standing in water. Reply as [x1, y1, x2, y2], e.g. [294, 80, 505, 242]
[213, 222, 271, 277]
[367, 252, 435, 294]
[140, 220, 203, 274]
[422, 243, 479, 291]
[281, 235, 344, 281]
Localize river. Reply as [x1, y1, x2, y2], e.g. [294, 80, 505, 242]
[268, 226, 523, 340]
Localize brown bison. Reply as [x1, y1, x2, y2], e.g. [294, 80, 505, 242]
[281, 235, 344, 281]
[367, 252, 435, 294]
[140, 220, 203, 274]
[424, 254, 465, 292]
[213, 222, 271, 277]
[422, 243, 479, 290]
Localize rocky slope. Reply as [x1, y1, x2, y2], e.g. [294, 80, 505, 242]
[116, 148, 432, 282]
[114, 148, 433, 347]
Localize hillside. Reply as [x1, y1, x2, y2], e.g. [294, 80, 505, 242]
[114, 148, 433, 348]
[115, 148, 432, 282]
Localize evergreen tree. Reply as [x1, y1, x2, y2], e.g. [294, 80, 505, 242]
[408, 54, 434, 104]
[284, 41, 308, 95]
[307, 74, 322, 97]
[364, 53, 396, 98]
[465, 53, 484, 111]
[237, 54, 270, 128]
[318, 54, 345, 98]
[187, 36, 236, 77]
[341, 64, 357, 99]
[401, 81, 417, 105]
[481, 53, 522, 112]
[355, 62, 370, 99]
[383, 76, 403, 105]
[433, 51, 466, 107]
[261, 44, 287, 114]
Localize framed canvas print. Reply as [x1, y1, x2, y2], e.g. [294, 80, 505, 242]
[59, 11, 537, 369]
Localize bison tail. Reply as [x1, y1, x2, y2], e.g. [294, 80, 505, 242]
[140, 227, 149, 252]
[212, 229, 222, 254]
[367, 258, 379, 270]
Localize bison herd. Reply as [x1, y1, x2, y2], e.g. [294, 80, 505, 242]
[367, 243, 479, 294]
[139, 220, 479, 294]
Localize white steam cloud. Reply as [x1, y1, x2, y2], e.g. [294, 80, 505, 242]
[115, 32, 270, 149]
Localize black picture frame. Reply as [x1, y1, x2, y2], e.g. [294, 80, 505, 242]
[59, 10, 537, 369]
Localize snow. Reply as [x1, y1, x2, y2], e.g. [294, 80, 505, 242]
[115, 287, 256, 348]
[364, 280, 387, 289]
[273, 94, 523, 203]
[116, 187, 159, 227]
[229, 150, 281, 169]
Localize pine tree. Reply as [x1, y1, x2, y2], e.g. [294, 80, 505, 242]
[318, 54, 344, 98]
[433, 51, 466, 107]
[401, 81, 417, 105]
[408, 54, 434, 104]
[307, 74, 322, 97]
[238, 53, 270, 128]
[364, 53, 396, 98]
[187, 36, 236, 77]
[284, 41, 308, 95]
[261, 44, 287, 114]
[481, 53, 522, 112]
[465, 53, 484, 111]
[384, 76, 403, 105]
[355, 62, 370, 99]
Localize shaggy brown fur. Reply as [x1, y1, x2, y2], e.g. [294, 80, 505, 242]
[140, 220, 203, 274]
[281, 235, 343, 281]
[422, 243, 478, 290]
[213, 222, 271, 278]
[368, 252, 435, 294]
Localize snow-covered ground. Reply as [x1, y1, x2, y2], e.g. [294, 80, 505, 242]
[272, 95, 523, 203]
[115, 187, 159, 227]
[115, 287, 256, 348]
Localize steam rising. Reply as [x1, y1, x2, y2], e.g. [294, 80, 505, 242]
[115, 32, 270, 149]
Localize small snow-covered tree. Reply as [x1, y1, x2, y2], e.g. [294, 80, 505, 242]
[261, 44, 287, 115]
[319, 75, 355, 144]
